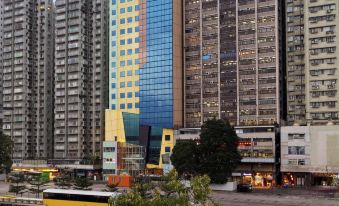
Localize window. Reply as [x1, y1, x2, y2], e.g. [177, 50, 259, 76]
[104, 147, 115, 153]
[120, 104, 125, 109]
[165, 147, 171, 153]
[127, 92, 133, 98]
[288, 146, 305, 155]
[127, 81, 132, 87]
[120, 93, 125, 98]
[127, 103, 133, 109]
[288, 133, 305, 140]
[165, 135, 171, 141]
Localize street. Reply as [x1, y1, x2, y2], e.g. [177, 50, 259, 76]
[212, 191, 339, 206]
[1, 181, 339, 206]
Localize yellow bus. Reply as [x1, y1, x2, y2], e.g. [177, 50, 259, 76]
[43, 189, 119, 206]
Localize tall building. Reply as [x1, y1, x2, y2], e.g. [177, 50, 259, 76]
[184, 0, 285, 127]
[54, 0, 108, 161]
[104, 0, 183, 176]
[0, 0, 4, 128]
[286, 0, 339, 125]
[1, 0, 54, 160]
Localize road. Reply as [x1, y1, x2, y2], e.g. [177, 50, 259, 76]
[212, 191, 339, 206]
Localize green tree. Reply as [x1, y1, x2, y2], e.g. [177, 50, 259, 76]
[0, 132, 13, 174]
[171, 119, 242, 184]
[73, 177, 93, 190]
[109, 170, 219, 206]
[170, 140, 199, 177]
[54, 171, 72, 189]
[198, 119, 242, 184]
[8, 173, 26, 196]
[28, 176, 49, 198]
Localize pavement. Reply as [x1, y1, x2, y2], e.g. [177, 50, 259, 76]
[212, 191, 339, 206]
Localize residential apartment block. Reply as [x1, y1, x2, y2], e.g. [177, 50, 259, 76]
[286, 0, 339, 125]
[54, 0, 108, 161]
[1, 0, 54, 160]
[104, 0, 183, 176]
[184, 0, 285, 127]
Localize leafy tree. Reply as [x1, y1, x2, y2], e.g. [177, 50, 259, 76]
[54, 171, 72, 189]
[8, 173, 26, 196]
[171, 119, 242, 184]
[170, 140, 199, 177]
[198, 119, 242, 183]
[109, 170, 219, 206]
[0, 132, 13, 174]
[28, 176, 49, 198]
[73, 177, 93, 190]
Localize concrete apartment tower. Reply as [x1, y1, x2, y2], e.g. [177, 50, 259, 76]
[1, 0, 55, 160]
[184, 0, 285, 127]
[286, 0, 339, 125]
[54, 0, 108, 161]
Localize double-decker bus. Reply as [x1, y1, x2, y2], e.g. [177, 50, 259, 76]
[43, 189, 119, 206]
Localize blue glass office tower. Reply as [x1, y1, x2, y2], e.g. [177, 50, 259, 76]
[105, 0, 183, 173]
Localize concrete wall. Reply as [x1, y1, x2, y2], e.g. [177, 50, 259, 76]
[281, 125, 339, 173]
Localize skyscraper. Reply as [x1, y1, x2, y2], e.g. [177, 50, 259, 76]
[54, 0, 108, 160]
[184, 0, 285, 127]
[286, 0, 339, 125]
[104, 0, 183, 175]
[1, 0, 54, 160]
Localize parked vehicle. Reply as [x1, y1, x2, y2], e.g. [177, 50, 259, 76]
[237, 183, 253, 192]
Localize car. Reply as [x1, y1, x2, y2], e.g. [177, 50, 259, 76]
[237, 183, 253, 192]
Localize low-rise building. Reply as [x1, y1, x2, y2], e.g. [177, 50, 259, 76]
[173, 126, 279, 187]
[281, 125, 339, 187]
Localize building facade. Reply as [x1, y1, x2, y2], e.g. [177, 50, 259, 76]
[286, 0, 339, 125]
[184, 0, 285, 127]
[175, 126, 278, 187]
[104, 0, 183, 175]
[54, 0, 108, 161]
[281, 125, 339, 187]
[1, 0, 54, 160]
